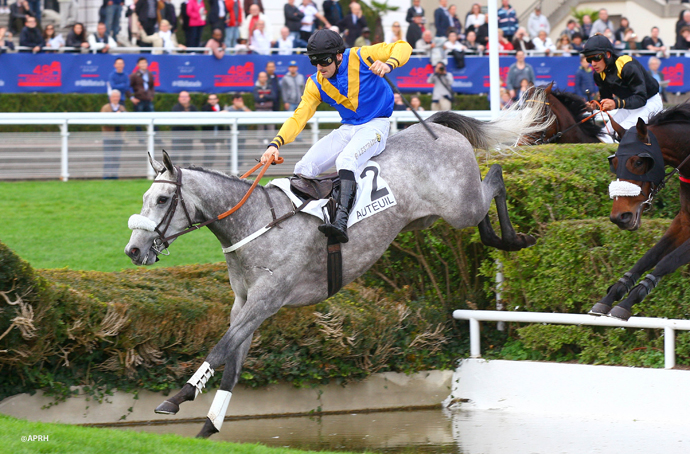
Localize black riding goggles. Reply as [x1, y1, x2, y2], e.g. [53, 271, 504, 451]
[586, 54, 605, 63]
[309, 53, 336, 67]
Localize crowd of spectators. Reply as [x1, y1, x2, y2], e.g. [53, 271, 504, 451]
[0, 1, 677, 110]
[0, 0, 681, 63]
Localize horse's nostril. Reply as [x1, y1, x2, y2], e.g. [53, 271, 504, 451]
[619, 212, 633, 223]
[128, 247, 140, 259]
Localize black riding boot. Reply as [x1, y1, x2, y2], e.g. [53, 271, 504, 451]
[319, 170, 357, 243]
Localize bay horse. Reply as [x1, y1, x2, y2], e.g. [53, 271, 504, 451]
[521, 83, 603, 145]
[589, 103, 690, 320]
[124, 102, 551, 438]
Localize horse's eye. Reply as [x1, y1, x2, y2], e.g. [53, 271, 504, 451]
[157, 196, 169, 205]
[635, 160, 643, 167]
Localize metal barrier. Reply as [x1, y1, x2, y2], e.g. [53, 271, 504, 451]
[453, 309, 690, 369]
[0, 110, 492, 181]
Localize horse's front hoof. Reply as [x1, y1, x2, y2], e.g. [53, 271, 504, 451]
[519, 233, 537, 248]
[154, 400, 179, 415]
[196, 417, 220, 438]
[608, 305, 632, 321]
[588, 302, 612, 316]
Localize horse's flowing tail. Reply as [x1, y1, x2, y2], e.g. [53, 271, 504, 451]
[428, 90, 554, 151]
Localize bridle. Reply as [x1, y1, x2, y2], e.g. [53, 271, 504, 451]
[639, 153, 690, 211]
[150, 165, 203, 254]
[524, 96, 606, 145]
[523, 98, 560, 144]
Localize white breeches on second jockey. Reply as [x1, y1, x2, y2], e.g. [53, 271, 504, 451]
[294, 117, 390, 178]
[608, 93, 663, 130]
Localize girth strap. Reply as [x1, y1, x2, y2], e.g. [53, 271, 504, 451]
[327, 237, 343, 297]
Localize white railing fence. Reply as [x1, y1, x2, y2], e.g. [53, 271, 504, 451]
[453, 310, 690, 369]
[0, 110, 492, 181]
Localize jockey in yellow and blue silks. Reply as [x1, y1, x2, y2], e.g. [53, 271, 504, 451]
[261, 29, 413, 243]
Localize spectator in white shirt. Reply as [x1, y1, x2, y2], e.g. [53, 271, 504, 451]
[532, 30, 556, 56]
[88, 22, 117, 53]
[277, 26, 294, 54]
[250, 19, 273, 55]
[443, 29, 466, 67]
[385, 21, 403, 43]
[527, 6, 549, 38]
[465, 3, 484, 34]
[43, 24, 65, 50]
[298, 0, 330, 42]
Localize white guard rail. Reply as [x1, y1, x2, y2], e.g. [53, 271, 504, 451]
[453, 310, 690, 369]
[0, 110, 492, 181]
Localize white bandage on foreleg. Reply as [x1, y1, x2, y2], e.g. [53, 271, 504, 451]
[208, 390, 232, 431]
[609, 179, 642, 199]
[128, 214, 157, 232]
[187, 361, 214, 397]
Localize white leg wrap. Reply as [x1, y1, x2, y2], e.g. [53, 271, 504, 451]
[208, 390, 232, 431]
[187, 361, 214, 398]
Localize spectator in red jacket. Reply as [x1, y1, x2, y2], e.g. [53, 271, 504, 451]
[224, 0, 242, 48]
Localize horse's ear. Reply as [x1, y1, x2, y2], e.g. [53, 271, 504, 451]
[162, 150, 176, 175]
[608, 115, 626, 140]
[148, 153, 166, 175]
[636, 118, 649, 143]
[544, 81, 554, 95]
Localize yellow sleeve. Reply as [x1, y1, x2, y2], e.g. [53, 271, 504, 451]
[270, 78, 321, 149]
[359, 41, 413, 70]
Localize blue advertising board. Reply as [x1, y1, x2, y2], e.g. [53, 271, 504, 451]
[0, 53, 686, 94]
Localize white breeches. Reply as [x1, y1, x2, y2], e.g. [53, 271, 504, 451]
[294, 117, 390, 178]
[609, 93, 663, 130]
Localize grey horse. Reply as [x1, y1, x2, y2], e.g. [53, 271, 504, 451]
[124, 100, 550, 438]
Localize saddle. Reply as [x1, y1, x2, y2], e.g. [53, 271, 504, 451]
[289, 174, 340, 221]
[289, 173, 340, 201]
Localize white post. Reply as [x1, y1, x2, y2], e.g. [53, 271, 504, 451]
[60, 120, 69, 181]
[496, 259, 505, 331]
[311, 118, 319, 146]
[470, 318, 481, 358]
[665, 326, 675, 369]
[391, 117, 398, 134]
[487, 0, 501, 118]
[147, 120, 155, 180]
[231, 119, 239, 176]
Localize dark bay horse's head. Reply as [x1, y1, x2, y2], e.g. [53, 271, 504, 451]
[608, 118, 664, 231]
[124, 151, 199, 265]
[518, 82, 602, 145]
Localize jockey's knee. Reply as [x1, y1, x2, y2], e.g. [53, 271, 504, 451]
[335, 152, 358, 174]
[294, 160, 322, 179]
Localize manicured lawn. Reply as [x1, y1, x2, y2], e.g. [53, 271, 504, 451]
[0, 179, 226, 272]
[0, 415, 346, 454]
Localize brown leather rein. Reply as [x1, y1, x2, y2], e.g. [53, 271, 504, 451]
[150, 156, 284, 253]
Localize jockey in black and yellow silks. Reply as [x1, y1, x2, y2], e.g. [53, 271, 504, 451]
[582, 34, 661, 138]
[261, 29, 413, 243]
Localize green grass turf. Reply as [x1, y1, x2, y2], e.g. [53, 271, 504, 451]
[1, 415, 349, 454]
[0, 178, 275, 272]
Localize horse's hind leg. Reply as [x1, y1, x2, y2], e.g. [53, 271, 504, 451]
[477, 164, 536, 251]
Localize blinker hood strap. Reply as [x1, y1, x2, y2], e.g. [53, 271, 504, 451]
[611, 128, 664, 185]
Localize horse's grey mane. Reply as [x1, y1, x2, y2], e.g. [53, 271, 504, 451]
[186, 165, 252, 185]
